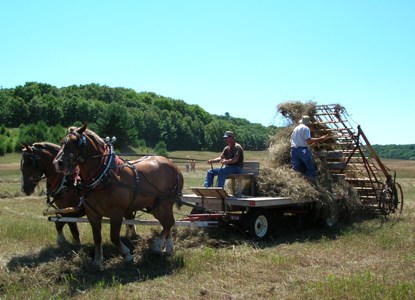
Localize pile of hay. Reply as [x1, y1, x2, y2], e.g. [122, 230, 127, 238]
[256, 101, 362, 217]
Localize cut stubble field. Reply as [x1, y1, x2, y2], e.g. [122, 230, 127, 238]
[0, 152, 414, 299]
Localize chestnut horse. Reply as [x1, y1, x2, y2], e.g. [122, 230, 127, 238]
[53, 124, 184, 267]
[21, 142, 137, 246]
[20, 142, 85, 244]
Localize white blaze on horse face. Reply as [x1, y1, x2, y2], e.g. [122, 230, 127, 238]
[54, 144, 70, 174]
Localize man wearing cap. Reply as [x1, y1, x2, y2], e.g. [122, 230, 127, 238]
[290, 115, 327, 178]
[203, 131, 244, 188]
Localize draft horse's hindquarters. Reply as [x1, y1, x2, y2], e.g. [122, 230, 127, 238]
[53, 124, 184, 267]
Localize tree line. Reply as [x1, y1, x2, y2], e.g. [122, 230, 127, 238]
[1, 82, 412, 160]
[371, 144, 415, 161]
[0, 82, 277, 155]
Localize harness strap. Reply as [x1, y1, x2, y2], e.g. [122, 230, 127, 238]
[116, 160, 141, 216]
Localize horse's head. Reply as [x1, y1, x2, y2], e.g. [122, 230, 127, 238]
[20, 143, 44, 195]
[21, 142, 60, 195]
[53, 123, 90, 175]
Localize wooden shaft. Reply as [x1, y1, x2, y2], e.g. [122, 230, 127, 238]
[43, 207, 77, 216]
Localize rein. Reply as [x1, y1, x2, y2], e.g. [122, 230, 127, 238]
[82, 145, 113, 189]
[98, 153, 208, 162]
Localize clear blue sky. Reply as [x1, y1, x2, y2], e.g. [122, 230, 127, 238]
[1, 1, 414, 145]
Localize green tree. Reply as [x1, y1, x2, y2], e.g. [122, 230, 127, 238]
[204, 119, 234, 152]
[16, 121, 50, 149]
[96, 103, 138, 149]
[155, 141, 168, 156]
[141, 108, 162, 148]
[0, 95, 29, 127]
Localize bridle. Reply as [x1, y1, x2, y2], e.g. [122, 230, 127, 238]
[60, 131, 88, 165]
[21, 151, 44, 189]
[60, 130, 115, 189]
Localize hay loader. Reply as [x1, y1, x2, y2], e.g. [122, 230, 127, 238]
[313, 104, 404, 216]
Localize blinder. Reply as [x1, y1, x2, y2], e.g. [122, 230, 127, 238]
[64, 131, 87, 164]
[21, 150, 43, 187]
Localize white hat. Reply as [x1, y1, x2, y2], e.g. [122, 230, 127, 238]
[223, 131, 234, 138]
[299, 115, 311, 125]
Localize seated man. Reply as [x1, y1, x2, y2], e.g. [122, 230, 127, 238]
[203, 131, 244, 188]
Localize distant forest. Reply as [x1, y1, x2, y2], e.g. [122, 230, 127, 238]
[371, 144, 415, 160]
[0, 82, 413, 160]
[0, 82, 277, 154]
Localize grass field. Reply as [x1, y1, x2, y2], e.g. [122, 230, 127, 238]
[0, 151, 414, 299]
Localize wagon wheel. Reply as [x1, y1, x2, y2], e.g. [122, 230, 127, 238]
[379, 182, 404, 217]
[311, 200, 338, 228]
[244, 209, 272, 239]
[324, 200, 338, 228]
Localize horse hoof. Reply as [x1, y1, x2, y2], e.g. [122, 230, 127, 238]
[151, 238, 164, 253]
[124, 254, 133, 262]
[92, 262, 103, 270]
[56, 235, 67, 245]
[165, 238, 174, 253]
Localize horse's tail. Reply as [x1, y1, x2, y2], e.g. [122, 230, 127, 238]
[175, 194, 183, 210]
[172, 167, 184, 210]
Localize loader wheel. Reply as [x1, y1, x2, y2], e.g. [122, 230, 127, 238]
[245, 209, 272, 239]
[379, 182, 404, 217]
[394, 182, 404, 215]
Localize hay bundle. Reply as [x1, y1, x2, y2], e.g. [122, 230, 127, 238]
[267, 127, 291, 167]
[256, 101, 361, 215]
[277, 101, 316, 125]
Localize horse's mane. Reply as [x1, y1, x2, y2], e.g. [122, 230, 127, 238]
[32, 142, 60, 153]
[67, 126, 104, 146]
[85, 129, 104, 144]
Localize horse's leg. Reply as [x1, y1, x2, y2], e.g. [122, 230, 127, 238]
[68, 222, 81, 245]
[87, 214, 103, 268]
[55, 222, 67, 244]
[109, 214, 133, 262]
[152, 201, 175, 253]
[124, 211, 137, 238]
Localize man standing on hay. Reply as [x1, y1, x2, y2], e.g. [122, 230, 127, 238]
[290, 115, 327, 178]
[203, 131, 244, 188]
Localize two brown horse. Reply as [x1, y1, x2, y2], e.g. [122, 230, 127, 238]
[20, 142, 85, 244]
[21, 142, 139, 246]
[53, 124, 184, 267]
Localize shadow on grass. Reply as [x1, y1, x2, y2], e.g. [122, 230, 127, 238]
[5, 236, 185, 296]
[173, 208, 387, 250]
[3, 210, 389, 297]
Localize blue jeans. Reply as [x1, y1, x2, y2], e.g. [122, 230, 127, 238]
[203, 165, 242, 187]
[290, 147, 316, 178]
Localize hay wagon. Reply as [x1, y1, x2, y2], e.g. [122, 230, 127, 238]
[176, 104, 405, 238]
[176, 160, 337, 239]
